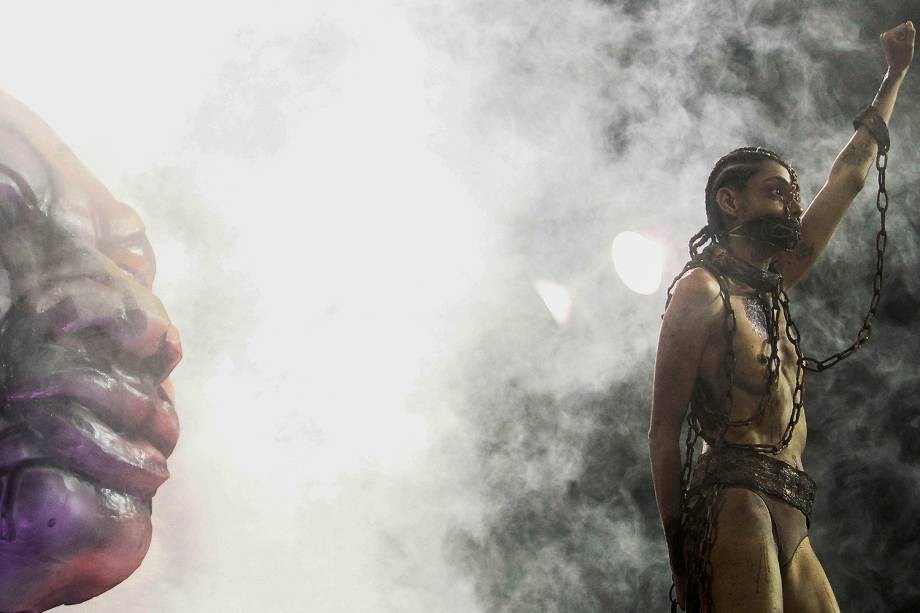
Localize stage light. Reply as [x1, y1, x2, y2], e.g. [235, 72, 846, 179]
[611, 231, 665, 295]
[534, 279, 572, 326]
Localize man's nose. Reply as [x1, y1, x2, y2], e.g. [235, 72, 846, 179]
[786, 198, 803, 218]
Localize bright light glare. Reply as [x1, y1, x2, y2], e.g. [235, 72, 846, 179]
[534, 279, 572, 326]
[611, 231, 665, 295]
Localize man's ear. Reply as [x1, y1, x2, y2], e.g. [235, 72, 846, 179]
[716, 187, 740, 217]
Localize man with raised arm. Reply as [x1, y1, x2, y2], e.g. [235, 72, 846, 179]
[649, 21, 915, 612]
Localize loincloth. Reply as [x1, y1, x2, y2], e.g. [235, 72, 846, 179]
[686, 446, 817, 568]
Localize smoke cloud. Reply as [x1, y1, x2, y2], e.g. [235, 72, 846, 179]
[4, 0, 915, 611]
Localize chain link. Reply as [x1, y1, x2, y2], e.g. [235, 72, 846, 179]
[803, 152, 888, 372]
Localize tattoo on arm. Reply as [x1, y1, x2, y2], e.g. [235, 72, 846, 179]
[840, 139, 874, 167]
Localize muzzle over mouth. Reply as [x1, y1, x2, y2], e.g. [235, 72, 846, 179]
[728, 215, 802, 252]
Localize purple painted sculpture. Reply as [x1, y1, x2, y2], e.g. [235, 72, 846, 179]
[0, 90, 181, 612]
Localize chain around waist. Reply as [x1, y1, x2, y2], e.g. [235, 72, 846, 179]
[688, 446, 816, 518]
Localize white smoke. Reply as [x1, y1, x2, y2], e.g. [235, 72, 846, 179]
[1, 0, 914, 611]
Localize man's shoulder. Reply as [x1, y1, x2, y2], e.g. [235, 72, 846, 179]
[670, 266, 721, 303]
[662, 266, 726, 332]
[660, 265, 725, 342]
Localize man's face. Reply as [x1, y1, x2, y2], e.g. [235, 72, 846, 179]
[0, 90, 181, 611]
[735, 160, 803, 223]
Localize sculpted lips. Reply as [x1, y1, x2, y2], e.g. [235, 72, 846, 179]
[5, 358, 178, 499]
[1, 321, 180, 500]
[7, 351, 179, 454]
[7, 400, 169, 499]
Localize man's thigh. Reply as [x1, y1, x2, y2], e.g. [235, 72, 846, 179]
[781, 538, 841, 613]
[708, 487, 783, 613]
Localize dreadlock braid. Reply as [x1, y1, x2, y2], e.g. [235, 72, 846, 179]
[689, 146, 801, 257]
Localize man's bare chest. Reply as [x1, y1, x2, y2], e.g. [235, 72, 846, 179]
[726, 293, 798, 390]
[697, 292, 796, 390]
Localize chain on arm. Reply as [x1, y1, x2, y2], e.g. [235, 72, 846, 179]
[802, 148, 889, 373]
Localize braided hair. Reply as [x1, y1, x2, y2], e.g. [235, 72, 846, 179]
[689, 147, 801, 257]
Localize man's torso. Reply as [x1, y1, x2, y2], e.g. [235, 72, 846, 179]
[694, 275, 807, 470]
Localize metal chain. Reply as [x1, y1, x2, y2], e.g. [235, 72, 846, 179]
[803, 151, 888, 372]
[722, 291, 779, 429]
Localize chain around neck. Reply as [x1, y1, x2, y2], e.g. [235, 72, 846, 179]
[698, 244, 781, 294]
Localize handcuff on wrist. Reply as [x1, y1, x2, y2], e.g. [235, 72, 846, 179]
[853, 105, 890, 153]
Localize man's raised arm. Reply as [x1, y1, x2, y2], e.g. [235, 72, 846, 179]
[778, 21, 915, 288]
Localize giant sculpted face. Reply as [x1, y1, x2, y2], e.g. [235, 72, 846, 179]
[0, 91, 181, 612]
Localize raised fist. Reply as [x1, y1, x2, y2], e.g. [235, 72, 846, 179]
[881, 20, 915, 75]
[0, 89, 181, 612]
